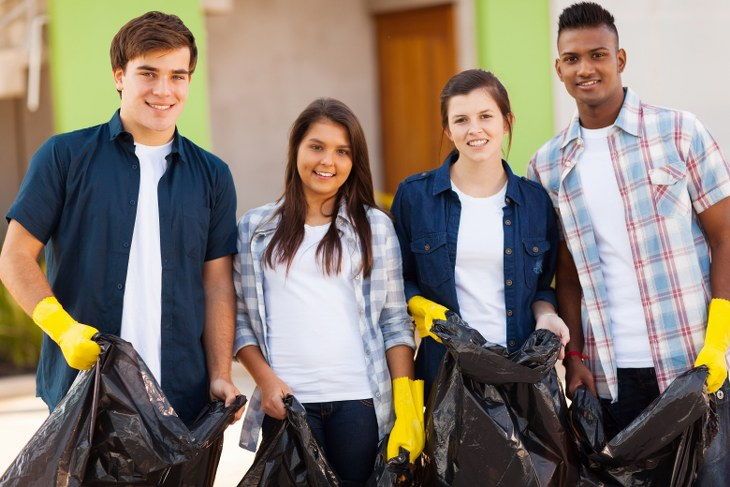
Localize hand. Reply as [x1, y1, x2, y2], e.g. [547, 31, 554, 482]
[259, 374, 292, 420]
[564, 357, 597, 399]
[535, 313, 570, 359]
[407, 296, 448, 343]
[387, 377, 425, 463]
[32, 296, 101, 370]
[209, 377, 245, 423]
[695, 298, 730, 393]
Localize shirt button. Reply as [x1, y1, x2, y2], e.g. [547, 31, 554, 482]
[506, 279, 513, 286]
[506, 309, 513, 317]
[424, 244, 431, 252]
[375, 392, 381, 399]
[532, 246, 539, 253]
[116, 283, 123, 290]
[132, 164, 138, 169]
[129, 199, 136, 206]
[504, 219, 512, 226]
[505, 248, 512, 255]
[123, 241, 130, 248]
[508, 340, 516, 347]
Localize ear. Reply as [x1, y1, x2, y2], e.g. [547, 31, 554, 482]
[617, 48, 627, 74]
[503, 113, 514, 134]
[555, 58, 564, 82]
[113, 67, 125, 92]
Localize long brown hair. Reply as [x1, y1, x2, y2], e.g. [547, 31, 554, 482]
[264, 98, 376, 277]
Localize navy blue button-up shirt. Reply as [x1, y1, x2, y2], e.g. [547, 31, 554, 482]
[7, 111, 238, 424]
[391, 151, 558, 389]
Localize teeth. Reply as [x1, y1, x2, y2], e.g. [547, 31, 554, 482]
[315, 171, 334, 177]
[579, 80, 598, 86]
[467, 139, 488, 147]
[148, 103, 172, 110]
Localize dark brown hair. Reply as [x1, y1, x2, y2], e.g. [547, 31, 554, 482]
[439, 69, 514, 155]
[264, 98, 376, 277]
[110, 11, 197, 73]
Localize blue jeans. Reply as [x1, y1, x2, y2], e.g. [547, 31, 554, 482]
[262, 398, 379, 486]
[600, 368, 729, 485]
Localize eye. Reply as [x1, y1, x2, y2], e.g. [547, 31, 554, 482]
[336, 149, 350, 156]
[140, 72, 155, 78]
[593, 52, 606, 59]
[172, 74, 187, 81]
[564, 56, 577, 64]
[453, 117, 466, 124]
[310, 144, 323, 151]
[480, 113, 493, 120]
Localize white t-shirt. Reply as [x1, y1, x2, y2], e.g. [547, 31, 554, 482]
[577, 126, 653, 368]
[263, 223, 372, 403]
[120, 141, 171, 383]
[452, 182, 508, 347]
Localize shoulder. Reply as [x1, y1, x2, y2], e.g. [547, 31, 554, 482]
[238, 202, 278, 232]
[516, 175, 552, 204]
[532, 130, 567, 165]
[178, 136, 232, 174]
[398, 168, 435, 191]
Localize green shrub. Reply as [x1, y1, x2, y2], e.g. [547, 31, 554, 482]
[0, 283, 41, 369]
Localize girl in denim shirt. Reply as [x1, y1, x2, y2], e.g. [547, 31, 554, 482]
[391, 70, 570, 395]
[234, 99, 423, 485]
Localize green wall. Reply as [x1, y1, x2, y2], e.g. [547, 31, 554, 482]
[475, 0, 554, 174]
[47, 0, 211, 148]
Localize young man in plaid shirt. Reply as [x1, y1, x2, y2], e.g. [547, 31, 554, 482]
[529, 3, 728, 483]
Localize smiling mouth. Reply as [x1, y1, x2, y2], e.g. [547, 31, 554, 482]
[467, 139, 488, 147]
[314, 171, 335, 178]
[577, 80, 600, 87]
[146, 102, 174, 111]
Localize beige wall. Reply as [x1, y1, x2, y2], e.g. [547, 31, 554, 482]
[550, 0, 730, 153]
[206, 0, 382, 216]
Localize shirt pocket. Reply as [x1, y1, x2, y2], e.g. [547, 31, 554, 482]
[649, 162, 691, 218]
[410, 232, 450, 287]
[183, 206, 211, 261]
[523, 238, 550, 289]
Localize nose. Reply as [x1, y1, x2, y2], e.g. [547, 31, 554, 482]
[467, 120, 482, 135]
[152, 76, 172, 97]
[577, 59, 594, 78]
[320, 151, 335, 166]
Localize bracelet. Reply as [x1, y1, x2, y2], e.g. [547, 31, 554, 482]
[563, 350, 588, 361]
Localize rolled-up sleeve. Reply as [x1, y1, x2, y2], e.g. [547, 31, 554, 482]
[233, 214, 260, 355]
[532, 194, 558, 308]
[378, 218, 416, 351]
[390, 183, 421, 302]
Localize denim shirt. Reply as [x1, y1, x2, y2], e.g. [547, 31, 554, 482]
[234, 201, 415, 451]
[391, 152, 558, 388]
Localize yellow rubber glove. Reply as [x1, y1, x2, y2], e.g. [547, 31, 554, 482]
[387, 377, 425, 463]
[407, 296, 448, 343]
[695, 298, 730, 393]
[32, 296, 101, 370]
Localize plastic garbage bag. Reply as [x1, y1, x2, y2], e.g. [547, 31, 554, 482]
[570, 367, 718, 486]
[366, 438, 412, 487]
[419, 313, 579, 486]
[0, 334, 246, 486]
[238, 395, 340, 486]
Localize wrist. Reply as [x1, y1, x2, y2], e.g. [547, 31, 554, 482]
[32, 296, 76, 340]
[563, 350, 588, 364]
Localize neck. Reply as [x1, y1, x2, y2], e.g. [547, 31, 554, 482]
[450, 154, 507, 198]
[304, 194, 337, 225]
[577, 88, 625, 129]
[119, 111, 174, 146]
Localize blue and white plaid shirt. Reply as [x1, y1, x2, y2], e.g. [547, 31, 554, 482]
[234, 201, 415, 451]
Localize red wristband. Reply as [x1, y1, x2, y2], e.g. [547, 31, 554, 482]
[563, 350, 588, 361]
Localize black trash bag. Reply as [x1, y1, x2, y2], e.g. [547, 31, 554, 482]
[420, 313, 579, 486]
[570, 367, 718, 486]
[367, 438, 412, 487]
[0, 334, 246, 486]
[239, 395, 340, 486]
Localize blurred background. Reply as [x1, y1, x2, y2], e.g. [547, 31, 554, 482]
[1, 0, 730, 382]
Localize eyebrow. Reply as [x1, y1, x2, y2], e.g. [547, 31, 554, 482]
[560, 47, 610, 56]
[136, 65, 190, 75]
[451, 109, 494, 119]
[308, 137, 351, 149]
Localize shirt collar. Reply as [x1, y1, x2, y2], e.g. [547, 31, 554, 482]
[108, 109, 187, 161]
[560, 87, 641, 150]
[432, 150, 523, 205]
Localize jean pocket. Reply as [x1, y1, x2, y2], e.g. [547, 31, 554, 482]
[523, 238, 550, 289]
[358, 398, 375, 408]
[649, 162, 691, 218]
[410, 233, 450, 287]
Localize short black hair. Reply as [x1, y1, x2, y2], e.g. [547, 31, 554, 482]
[558, 2, 619, 42]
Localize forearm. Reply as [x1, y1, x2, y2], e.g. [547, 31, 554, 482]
[556, 242, 584, 353]
[709, 241, 730, 300]
[386, 344, 415, 379]
[202, 260, 236, 381]
[237, 344, 277, 385]
[0, 244, 52, 315]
